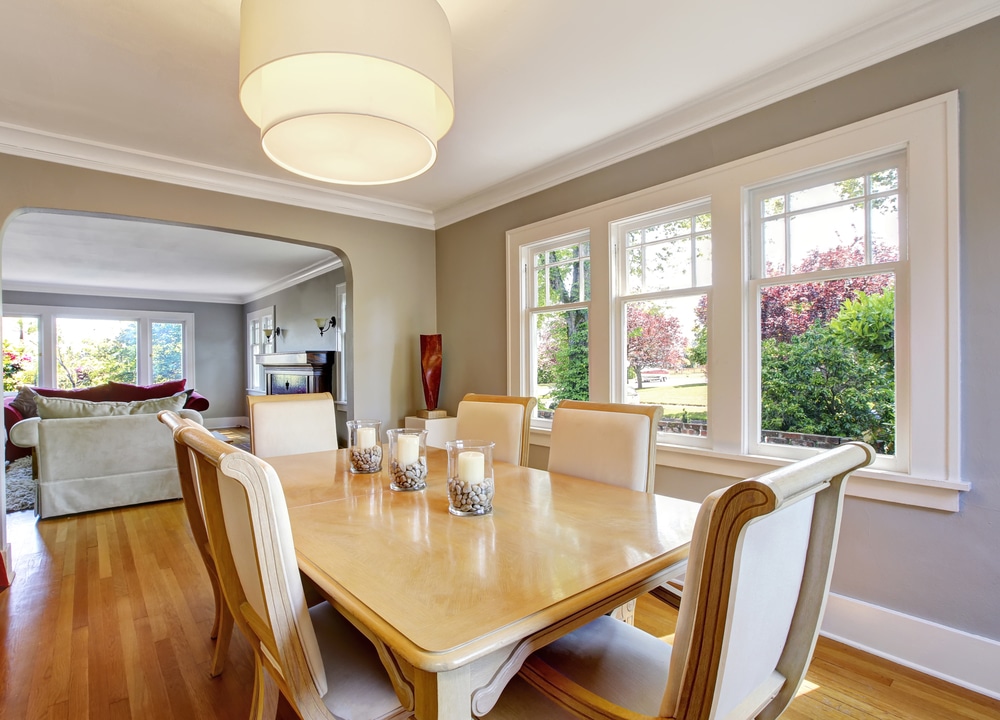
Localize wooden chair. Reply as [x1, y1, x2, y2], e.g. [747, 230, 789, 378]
[172, 421, 412, 720]
[247, 392, 339, 457]
[158, 410, 233, 678]
[455, 393, 537, 466]
[485, 442, 876, 720]
[547, 400, 663, 493]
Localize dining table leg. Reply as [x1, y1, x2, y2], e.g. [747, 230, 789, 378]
[412, 664, 473, 720]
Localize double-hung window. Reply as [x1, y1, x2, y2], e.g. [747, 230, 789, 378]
[525, 232, 591, 419]
[748, 154, 906, 468]
[613, 202, 711, 445]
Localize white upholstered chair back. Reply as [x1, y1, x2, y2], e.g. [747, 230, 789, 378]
[175, 426, 330, 705]
[662, 441, 875, 719]
[548, 400, 663, 492]
[248, 392, 339, 457]
[456, 393, 537, 465]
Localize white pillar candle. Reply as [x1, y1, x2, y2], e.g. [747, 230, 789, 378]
[457, 450, 485, 483]
[397, 434, 419, 466]
[356, 426, 376, 449]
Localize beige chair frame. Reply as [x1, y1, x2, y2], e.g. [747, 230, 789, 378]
[171, 417, 411, 720]
[458, 393, 538, 466]
[500, 442, 876, 720]
[158, 410, 233, 678]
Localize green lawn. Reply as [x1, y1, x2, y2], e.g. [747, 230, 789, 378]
[637, 382, 707, 421]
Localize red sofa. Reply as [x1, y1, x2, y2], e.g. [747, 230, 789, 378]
[4, 379, 209, 461]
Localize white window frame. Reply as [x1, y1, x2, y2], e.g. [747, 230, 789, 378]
[4, 304, 196, 389]
[518, 230, 592, 428]
[611, 199, 713, 448]
[506, 92, 964, 511]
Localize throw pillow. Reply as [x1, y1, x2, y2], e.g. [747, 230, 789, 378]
[108, 379, 187, 402]
[35, 384, 115, 402]
[35, 391, 188, 419]
[10, 386, 40, 419]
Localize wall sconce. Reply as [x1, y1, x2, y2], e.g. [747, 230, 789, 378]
[315, 316, 337, 336]
[263, 326, 281, 340]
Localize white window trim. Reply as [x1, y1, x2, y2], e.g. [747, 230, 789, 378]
[246, 306, 275, 395]
[334, 282, 347, 408]
[5, 303, 196, 389]
[507, 92, 964, 511]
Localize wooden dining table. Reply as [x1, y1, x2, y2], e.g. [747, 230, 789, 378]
[266, 446, 699, 720]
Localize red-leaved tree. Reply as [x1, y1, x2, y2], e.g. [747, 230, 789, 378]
[626, 304, 686, 389]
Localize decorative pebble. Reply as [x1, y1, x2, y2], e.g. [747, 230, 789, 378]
[390, 458, 427, 490]
[447, 477, 494, 515]
[350, 445, 382, 473]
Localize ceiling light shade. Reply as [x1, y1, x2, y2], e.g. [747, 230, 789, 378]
[239, 0, 455, 185]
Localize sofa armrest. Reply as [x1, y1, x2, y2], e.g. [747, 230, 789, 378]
[10, 417, 40, 448]
[179, 409, 204, 425]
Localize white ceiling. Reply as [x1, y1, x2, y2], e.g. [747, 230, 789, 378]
[1, 0, 998, 302]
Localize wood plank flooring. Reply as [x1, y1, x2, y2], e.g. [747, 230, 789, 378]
[2, 500, 998, 719]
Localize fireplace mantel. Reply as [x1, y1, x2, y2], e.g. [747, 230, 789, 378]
[254, 351, 334, 395]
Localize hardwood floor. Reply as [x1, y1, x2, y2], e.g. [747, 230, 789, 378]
[2, 500, 998, 720]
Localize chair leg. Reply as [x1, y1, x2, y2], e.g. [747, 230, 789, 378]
[209, 573, 224, 639]
[209, 602, 234, 678]
[249, 654, 280, 720]
[610, 598, 636, 625]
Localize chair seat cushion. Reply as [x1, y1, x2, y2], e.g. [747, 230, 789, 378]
[534, 614, 673, 716]
[310, 603, 403, 719]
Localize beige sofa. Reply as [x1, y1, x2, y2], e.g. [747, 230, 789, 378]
[10, 395, 203, 519]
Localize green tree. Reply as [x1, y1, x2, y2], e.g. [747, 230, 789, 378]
[828, 289, 894, 367]
[152, 322, 184, 382]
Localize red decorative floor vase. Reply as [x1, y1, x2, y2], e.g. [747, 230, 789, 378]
[419, 334, 443, 416]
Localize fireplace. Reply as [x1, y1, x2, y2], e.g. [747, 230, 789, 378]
[255, 351, 334, 395]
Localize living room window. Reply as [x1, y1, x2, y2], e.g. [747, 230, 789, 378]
[2, 305, 195, 391]
[507, 92, 962, 510]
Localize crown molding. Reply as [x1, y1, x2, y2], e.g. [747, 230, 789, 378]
[0, 124, 436, 230]
[2, 254, 344, 305]
[433, 0, 1000, 228]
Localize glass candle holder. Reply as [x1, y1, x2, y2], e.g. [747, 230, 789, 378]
[387, 428, 428, 491]
[347, 420, 382, 474]
[445, 439, 496, 516]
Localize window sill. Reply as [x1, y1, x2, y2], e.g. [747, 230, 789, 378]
[529, 428, 968, 512]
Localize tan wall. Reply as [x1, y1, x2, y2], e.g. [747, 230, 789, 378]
[0, 154, 437, 429]
[436, 17, 1000, 641]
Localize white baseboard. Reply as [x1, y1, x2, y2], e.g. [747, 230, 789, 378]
[822, 592, 1000, 701]
[203, 416, 248, 431]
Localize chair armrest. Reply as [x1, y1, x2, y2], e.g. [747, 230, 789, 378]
[9, 417, 40, 448]
[179, 409, 204, 425]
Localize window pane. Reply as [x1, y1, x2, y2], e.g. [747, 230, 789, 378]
[627, 248, 643, 294]
[535, 239, 590, 306]
[662, 218, 692, 238]
[695, 213, 712, 232]
[152, 322, 184, 383]
[759, 274, 895, 454]
[762, 195, 785, 217]
[763, 219, 786, 276]
[2, 316, 40, 390]
[55, 318, 138, 388]
[869, 168, 898, 193]
[644, 239, 691, 291]
[788, 203, 866, 272]
[695, 234, 712, 286]
[789, 176, 864, 211]
[625, 297, 707, 437]
[533, 308, 589, 417]
[871, 193, 900, 262]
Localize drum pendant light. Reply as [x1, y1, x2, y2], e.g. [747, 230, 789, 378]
[239, 0, 455, 185]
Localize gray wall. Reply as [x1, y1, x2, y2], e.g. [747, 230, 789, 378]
[2, 290, 245, 419]
[436, 17, 1000, 640]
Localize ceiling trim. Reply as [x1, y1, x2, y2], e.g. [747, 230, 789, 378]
[0, 124, 436, 230]
[0, 0, 997, 233]
[433, 0, 1000, 228]
[2, 253, 344, 306]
